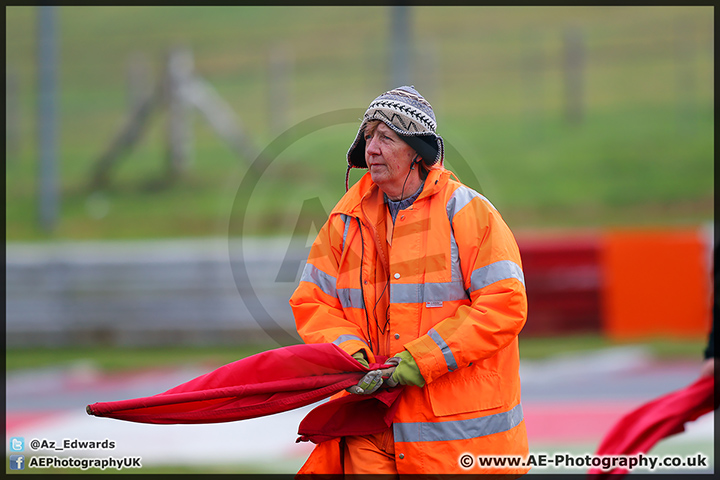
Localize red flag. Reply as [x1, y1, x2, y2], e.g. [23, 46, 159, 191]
[298, 383, 402, 444]
[86, 343, 402, 441]
[588, 374, 715, 478]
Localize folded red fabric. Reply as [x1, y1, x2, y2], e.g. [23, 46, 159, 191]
[86, 343, 403, 442]
[297, 381, 403, 444]
[588, 374, 715, 478]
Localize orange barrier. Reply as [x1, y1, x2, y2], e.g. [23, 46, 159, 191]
[601, 228, 712, 340]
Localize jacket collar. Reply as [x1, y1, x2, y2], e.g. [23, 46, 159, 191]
[334, 167, 450, 218]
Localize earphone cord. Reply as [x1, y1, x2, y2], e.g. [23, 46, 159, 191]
[398, 154, 420, 202]
[373, 154, 420, 333]
[356, 218, 377, 353]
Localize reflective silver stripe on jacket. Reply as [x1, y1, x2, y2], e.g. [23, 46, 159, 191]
[390, 280, 467, 304]
[428, 328, 458, 372]
[303, 264, 365, 310]
[470, 260, 525, 292]
[338, 287, 364, 309]
[449, 230, 464, 285]
[446, 185, 497, 223]
[339, 214, 352, 251]
[393, 403, 523, 443]
[300, 263, 337, 298]
[332, 334, 367, 347]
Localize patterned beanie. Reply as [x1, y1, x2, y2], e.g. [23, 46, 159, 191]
[346, 85, 444, 190]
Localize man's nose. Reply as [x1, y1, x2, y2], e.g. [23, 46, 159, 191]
[366, 135, 381, 156]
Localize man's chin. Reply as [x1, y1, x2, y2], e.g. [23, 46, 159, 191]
[369, 167, 386, 181]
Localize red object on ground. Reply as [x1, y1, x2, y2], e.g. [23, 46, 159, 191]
[588, 375, 716, 478]
[517, 233, 602, 336]
[86, 343, 402, 442]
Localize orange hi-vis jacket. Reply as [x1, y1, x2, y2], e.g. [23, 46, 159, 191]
[290, 167, 529, 475]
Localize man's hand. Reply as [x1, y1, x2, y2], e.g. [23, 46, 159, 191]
[351, 351, 369, 368]
[385, 350, 426, 388]
[346, 350, 396, 395]
[346, 369, 385, 395]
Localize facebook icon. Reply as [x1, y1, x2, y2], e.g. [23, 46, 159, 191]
[9, 455, 25, 470]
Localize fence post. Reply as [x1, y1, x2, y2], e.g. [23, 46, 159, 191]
[127, 52, 153, 114]
[37, 5, 59, 233]
[674, 17, 697, 131]
[417, 39, 439, 110]
[6, 68, 19, 158]
[90, 85, 159, 190]
[165, 47, 195, 181]
[390, 5, 412, 88]
[268, 46, 292, 135]
[522, 30, 547, 139]
[563, 26, 585, 125]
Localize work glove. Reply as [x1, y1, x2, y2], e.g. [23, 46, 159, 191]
[384, 350, 426, 388]
[346, 351, 395, 395]
[351, 351, 369, 368]
[346, 369, 385, 395]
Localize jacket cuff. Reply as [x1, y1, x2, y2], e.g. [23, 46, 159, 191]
[404, 334, 447, 384]
[336, 339, 375, 364]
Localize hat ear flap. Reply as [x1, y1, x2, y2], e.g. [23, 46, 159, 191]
[400, 134, 442, 167]
[349, 137, 367, 168]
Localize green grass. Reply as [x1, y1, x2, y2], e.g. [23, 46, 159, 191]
[518, 333, 706, 360]
[5, 6, 714, 241]
[5, 344, 278, 372]
[6, 335, 705, 373]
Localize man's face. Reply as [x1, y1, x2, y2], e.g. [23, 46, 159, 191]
[364, 122, 417, 194]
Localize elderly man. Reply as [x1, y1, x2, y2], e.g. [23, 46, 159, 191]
[290, 86, 528, 475]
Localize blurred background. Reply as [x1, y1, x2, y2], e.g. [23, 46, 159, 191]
[6, 6, 714, 474]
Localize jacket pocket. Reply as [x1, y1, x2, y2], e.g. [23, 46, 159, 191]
[426, 370, 503, 416]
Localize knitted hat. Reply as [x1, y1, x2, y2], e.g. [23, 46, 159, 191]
[346, 86, 444, 190]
